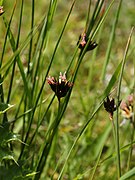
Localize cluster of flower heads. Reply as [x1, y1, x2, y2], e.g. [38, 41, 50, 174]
[46, 72, 73, 101]
[77, 32, 98, 52]
[0, 6, 4, 16]
[46, 32, 97, 101]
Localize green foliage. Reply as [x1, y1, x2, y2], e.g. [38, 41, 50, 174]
[0, 0, 134, 179]
[0, 124, 19, 163]
[0, 146, 15, 162]
[0, 164, 36, 180]
[0, 124, 20, 146]
[0, 102, 13, 114]
[120, 167, 135, 180]
[0, 124, 36, 179]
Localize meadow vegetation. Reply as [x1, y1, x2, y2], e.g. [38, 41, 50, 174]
[0, 0, 134, 179]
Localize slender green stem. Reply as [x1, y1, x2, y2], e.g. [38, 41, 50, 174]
[19, 0, 76, 159]
[34, 99, 61, 180]
[6, 0, 24, 104]
[1, 2, 17, 123]
[58, 100, 104, 179]
[29, 95, 55, 145]
[86, 0, 102, 36]
[85, 0, 91, 31]
[112, 119, 116, 143]
[90, 146, 103, 180]
[0, 1, 17, 67]
[126, 117, 135, 171]
[116, 27, 134, 178]
[101, 0, 123, 81]
[18, 0, 58, 159]
[27, 0, 35, 75]
[87, 23, 103, 92]
[24, 0, 36, 136]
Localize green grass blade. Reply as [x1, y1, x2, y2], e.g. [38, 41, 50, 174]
[58, 99, 104, 180]
[18, 0, 59, 160]
[6, 0, 24, 103]
[3, 17, 30, 98]
[103, 61, 122, 97]
[29, 95, 55, 145]
[58, 50, 124, 179]
[120, 167, 135, 180]
[86, 0, 103, 36]
[0, 1, 17, 106]
[31, 0, 58, 97]
[90, 147, 103, 180]
[81, 141, 135, 178]
[101, 0, 123, 81]
[91, 0, 114, 40]
[0, 17, 45, 74]
[33, 2, 77, 177]
[0, 1, 17, 123]
[126, 123, 135, 171]
[87, 23, 103, 92]
[25, 0, 77, 142]
[90, 123, 112, 180]
[71, 0, 115, 86]
[85, 0, 91, 31]
[0, 1, 17, 67]
[27, 0, 35, 74]
[115, 27, 134, 178]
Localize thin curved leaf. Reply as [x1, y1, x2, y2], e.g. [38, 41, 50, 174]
[0, 146, 18, 165]
[0, 125, 21, 146]
[0, 102, 14, 114]
[120, 167, 135, 180]
[103, 61, 122, 97]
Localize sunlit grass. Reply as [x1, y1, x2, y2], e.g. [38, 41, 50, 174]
[0, 0, 134, 179]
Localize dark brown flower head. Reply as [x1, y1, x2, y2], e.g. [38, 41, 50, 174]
[47, 72, 73, 101]
[77, 33, 98, 51]
[104, 96, 116, 120]
[120, 94, 133, 119]
[0, 6, 4, 16]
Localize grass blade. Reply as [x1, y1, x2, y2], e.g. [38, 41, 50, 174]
[3, 17, 30, 98]
[115, 27, 134, 178]
[120, 167, 135, 180]
[6, 0, 24, 103]
[101, 0, 123, 81]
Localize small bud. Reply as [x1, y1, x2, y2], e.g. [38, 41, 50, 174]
[104, 96, 116, 120]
